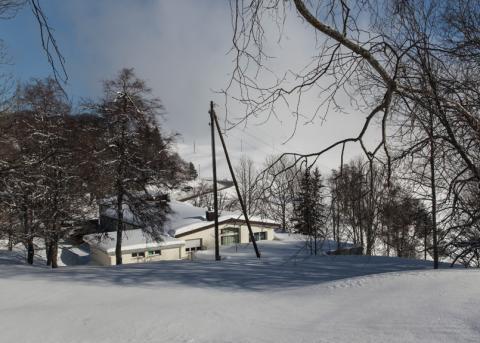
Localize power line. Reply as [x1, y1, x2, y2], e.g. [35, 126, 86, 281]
[224, 130, 277, 157]
[216, 113, 284, 155]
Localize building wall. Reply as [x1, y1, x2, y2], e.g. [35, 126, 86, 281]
[178, 222, 275, 252]
[89, 245, 113, 266]
[239, 223, 273, 243]
[119, 246, 183, 265]
[179, 228, 217, 251]
[89, 244, 184, 266]
[89, 221, 277, 265]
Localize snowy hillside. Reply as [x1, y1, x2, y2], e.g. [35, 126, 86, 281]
[0, 238, 479, 343]
[167, 178, 235, 202]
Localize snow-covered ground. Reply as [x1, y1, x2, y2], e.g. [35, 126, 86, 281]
[0, 239, 91, 267]
[0, 237, 479, 343]
[167, 178, 235, 202]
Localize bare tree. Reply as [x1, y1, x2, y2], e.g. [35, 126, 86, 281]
[262, 154, 300, 231]
[0, 0, 67, 86]
[1, 0, 67, 177]
[0, 111, 45, 264]
[227, 0, 480, 266]
[89, 68, 177, 265]
[0, 78, 83, 267]
[189, 179, 232, 212]
[235, 155, 262, 216]
[379, 183, 431, 258]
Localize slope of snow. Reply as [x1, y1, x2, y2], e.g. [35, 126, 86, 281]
[0, 240, 479, 343]
[0, 240, 93, 267]
[168, 178, 234, 201]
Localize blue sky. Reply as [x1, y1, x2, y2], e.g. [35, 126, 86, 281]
[0, 2, 82, 95]
[0, 1, 374, 177]
[0, 1, 234, 129]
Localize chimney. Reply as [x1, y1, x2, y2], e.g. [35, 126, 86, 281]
[206, 208, 217, 221]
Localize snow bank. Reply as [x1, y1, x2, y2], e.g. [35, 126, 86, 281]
[0, 240, 479, 343]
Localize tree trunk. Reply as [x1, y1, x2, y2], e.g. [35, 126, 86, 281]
[27, 239, 34, 265]
[23, 206, 34, 265]
[7, 231, 13, 251]
[358, 204, 364, 249]
[7, 217, 14, 251]
[429, 111, 439, 269]
[336, 201, 341, 250]
[115, 192, 124, 265]
[386, 231, 390, 256]
[46, 240, 52, 266]
[51, 237, 58, 268]
[366, 159, 375, 256]
[424, 226, 428, 260]
[332, 199, 337, 243]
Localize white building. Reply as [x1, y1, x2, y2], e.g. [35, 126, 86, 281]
[84, 201, 279, 266]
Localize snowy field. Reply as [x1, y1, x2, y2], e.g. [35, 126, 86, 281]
[0, 237, 479, 343]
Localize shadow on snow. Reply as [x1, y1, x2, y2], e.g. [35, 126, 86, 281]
[0, 241, 446, 291]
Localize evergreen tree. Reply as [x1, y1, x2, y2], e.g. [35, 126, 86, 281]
[292, 166, 326, 255]
[188, 162, 198, 180]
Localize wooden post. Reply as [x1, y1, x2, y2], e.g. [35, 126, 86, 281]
[429, 110, 438, 269]
[210, 103, 261, 258]
[209, 101, 221, 261]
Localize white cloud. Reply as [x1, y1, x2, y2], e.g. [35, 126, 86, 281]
[58, 0, 381, 176]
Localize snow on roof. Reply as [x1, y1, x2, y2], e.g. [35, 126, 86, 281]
[172, 211, 280, 236]
[101, 200, 280, 238]
[84, 231, 184, 255]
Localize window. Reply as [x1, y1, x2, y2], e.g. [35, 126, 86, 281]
[221, 227, 240, 246]
[221, 228, 238, 235]
[186, 246, 202, 252]
[148, 250, 161, 256]
[221, 235, 240, 245]
[253, 232, 267, 241]
[131, 251, 145, 258]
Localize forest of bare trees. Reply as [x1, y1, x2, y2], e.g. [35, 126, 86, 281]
[1, 0, 479, 268]
[0, 70, 195, 266]
[225, 0, 480, 267]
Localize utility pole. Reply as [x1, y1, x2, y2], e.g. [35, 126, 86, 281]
[429, 110, 438, 269]
[209, 101, 221, 261]
[210, 102, 261, 258]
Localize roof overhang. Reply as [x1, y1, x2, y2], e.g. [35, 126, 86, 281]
[175, 218, 280, 238]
